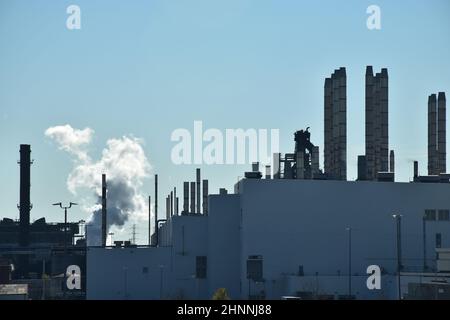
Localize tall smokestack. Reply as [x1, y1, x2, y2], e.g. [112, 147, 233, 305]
[101, 174, 107, 247]
[19, 144, 31, 248]
[202, 179, 208, 214]
[174, 187, 177, 215]
[414, 161, 419, 179]
[166, 196, 170, 220]
[365, 66, 374, 180]
[183, 182, 189, 214]
[196, 169, 201, 214]
[190, 182, 195, 213]
[170, 191, 173, 217]
[148, 196, 151, 246]
[428, 94, 438, 175]
[438, 92, 446, 174]
[154, 174, 158, 245]
[390, 150, 395, 173]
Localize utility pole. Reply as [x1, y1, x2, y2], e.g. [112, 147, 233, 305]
[346, 227, 352, 298]
[393, 214, 403, 300]
[52, 201, 77, 299]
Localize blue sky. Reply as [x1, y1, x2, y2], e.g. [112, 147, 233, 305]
[1, 0, 449, 243]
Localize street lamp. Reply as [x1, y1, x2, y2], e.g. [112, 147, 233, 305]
[346, 227, 352, 299]
[53, 202, 78, 251]
[392, 214, 403, 300]
[159, 265, 165, 299]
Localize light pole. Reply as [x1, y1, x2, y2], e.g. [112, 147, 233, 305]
[422, 215, 427, 271]
[53, 202, 78, 251]
[53, 202, 77, 299]
[393, 214, 402, 300]
[346, 227, 352, 299]
[159, 265, 164, 299]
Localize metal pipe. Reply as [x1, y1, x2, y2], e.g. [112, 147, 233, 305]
[154, 174, 158, 246]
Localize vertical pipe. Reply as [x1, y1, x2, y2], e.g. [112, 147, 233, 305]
[196, 169, 201, 214]
[102, 174, 107, 247]
[166, 196, 170, 220]
[395, 215, 402, 300]
[170, 191, 173, 217]
[190, 182, 196, 213]
[183, 182, 189, 214]
[154, 174, 158, 245]
[347, 227, 352, 298]
[174, 187, 177, 216]
[148, 196, 151, 246]
[414, 161, 419, 179]
[19, 144, 31, 248]
[202, 179, 209, 214]
[423, 216, 427, 271]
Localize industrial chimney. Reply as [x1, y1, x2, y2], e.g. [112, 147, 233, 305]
[202, 179, 208, 214]
[438, 92, 446, 174]
[183, 182, 189, 214]
[148, 195, 151, 246]
[18, 144, 32, 248]
[196, 169, 201, 214]
[190, 182, 195, 213]
[154, 174, 158, 245]
[101, 174, 107, 247]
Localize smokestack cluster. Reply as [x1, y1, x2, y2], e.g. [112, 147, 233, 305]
[365, 66, 389, 180]
[180, 169, 209, 215]
[324, 67, 347, 180]
[428, 92, 446, 175]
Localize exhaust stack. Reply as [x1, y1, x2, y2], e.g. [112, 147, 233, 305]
[101, 174, 107, 247]
[18, 144, 32, 248]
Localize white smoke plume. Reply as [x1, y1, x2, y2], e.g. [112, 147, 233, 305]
[44, 125, 93, 162]
[45, 125, 151, 244]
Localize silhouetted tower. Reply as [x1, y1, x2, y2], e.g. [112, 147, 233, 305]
[17, 144, 32, 277]
[365, 66, 389, 180]
[324, 67, 347, 180]
[101, 174, 107, 247]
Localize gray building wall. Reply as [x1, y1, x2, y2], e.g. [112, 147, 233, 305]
[87, 179, 450, 300]
[237, 179, 450, 299]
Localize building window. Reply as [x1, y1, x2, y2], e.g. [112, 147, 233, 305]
[196, 256, 207, 279]
[436, 233, 442, 248]
[247, 255, 263, 281]
[424, 210, 437, 221]
[438, 210, 450, 221]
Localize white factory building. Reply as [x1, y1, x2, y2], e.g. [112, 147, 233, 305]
[87, 177, 450, 300]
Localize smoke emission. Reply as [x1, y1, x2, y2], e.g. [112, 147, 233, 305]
[45, 125, 151, 245]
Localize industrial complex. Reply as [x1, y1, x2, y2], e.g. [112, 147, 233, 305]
[1, 66, 449, 300]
